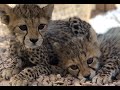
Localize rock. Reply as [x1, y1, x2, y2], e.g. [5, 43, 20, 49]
[49, 74, 56, 81]
[37, 75, 44, 82]
[74, 79, 81, 86]
[56, 74, 61, 79]
[0, 80, 10, 86]
[31, 81, 38, 86]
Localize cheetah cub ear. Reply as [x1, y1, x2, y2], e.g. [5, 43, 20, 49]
[0, 4, 14, 25]
[37, 4, 54, 20]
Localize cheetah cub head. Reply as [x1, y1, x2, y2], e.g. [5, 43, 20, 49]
[0, 4, 54, 48]
[54, 17, 101, 80]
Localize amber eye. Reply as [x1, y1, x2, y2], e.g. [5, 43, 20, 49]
[87, 58, 93, 64]
[69, 65, 79, 70]
[38, 24, 46, 30]
[19, 25, 27, 31]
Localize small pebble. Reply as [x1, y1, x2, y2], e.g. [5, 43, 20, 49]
[54, 81, 64, 86]
[42, 81, 49, 86]
[74, 79, 80, 86]
[31, 81, 38, 86]
[0, 80, 10, 86]
[49, 74, 56, 81]
[109, 83, 115, 86]
[37, 75, 44, 82]
[56, 74, 61, 79]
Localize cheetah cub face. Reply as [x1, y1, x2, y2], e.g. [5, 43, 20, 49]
[55, 17, 101, 80]
[0, 4, 54, 48]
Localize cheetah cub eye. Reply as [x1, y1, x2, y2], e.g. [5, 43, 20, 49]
[87, 58, 94, 64]
[69, 65, 79, 70]
[38, 24, 46, 30]
[68, 64, 79, 77]
[19, 25, 27, 31]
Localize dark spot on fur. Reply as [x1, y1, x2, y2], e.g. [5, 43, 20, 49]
[73, 20, 77, 23]
[79, 32, 85, 35]
[108, 63, 112, 66]
[20, 73, 24, 77]
[36, 55, 39, 58]
[27, 69, 32, 73]
[31, 58, 34, 61]
[40, 55, 43, 58]
[37, 52, 39, 54]
[106, 67, 110, 70]
[29, 75, 32, 77]
[36, 72, 39, 76]
[42, 56, 45, 59]
[74, 31, 78, 34]
[39, 69, 42, 73]
[25, 73, 28, 75]
[111, 67, 114, 70]
[36, 49, 39, 51]
[73, 25, 79, 29]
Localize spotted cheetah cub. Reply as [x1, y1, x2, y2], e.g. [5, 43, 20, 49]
[47, 17, 120, 85]
[92, 27, 120, 85]
[46, 17, 101, 82]
[0, 4, 64, 86]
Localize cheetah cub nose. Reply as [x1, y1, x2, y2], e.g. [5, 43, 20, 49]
[30, 38, 38, 44]
[84, 75, 90, 80]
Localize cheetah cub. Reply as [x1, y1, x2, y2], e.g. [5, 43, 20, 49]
[46, 17, 101, 82]
[92, 27, 120, 85]
[47, 17, 120, 85]
[0, 4, 64, 86]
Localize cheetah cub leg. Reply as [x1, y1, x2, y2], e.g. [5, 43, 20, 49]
[2, 42, 23, 80]
[2, 65, 21, 80]
[10, 64, 51, 86]
[50, 65, 67, 76]
[2, 57, 23, 80]
[92, 60, 119, 85]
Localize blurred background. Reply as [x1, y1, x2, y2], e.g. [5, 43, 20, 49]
[52, 4, 120, 34]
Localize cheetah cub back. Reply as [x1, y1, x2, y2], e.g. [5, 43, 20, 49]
[0, 4, 62, 86]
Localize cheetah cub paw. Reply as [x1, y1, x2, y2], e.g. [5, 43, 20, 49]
[2, 68, 20, 80]
[92, 73, 112, 85]
[10, 75, 28, 86]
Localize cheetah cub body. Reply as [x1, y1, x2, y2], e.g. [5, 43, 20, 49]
[46, 17, 101, 82]
[47, 17, 120, 85]
[92, 27, 120, 85]
[0, 4, 64, 86]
